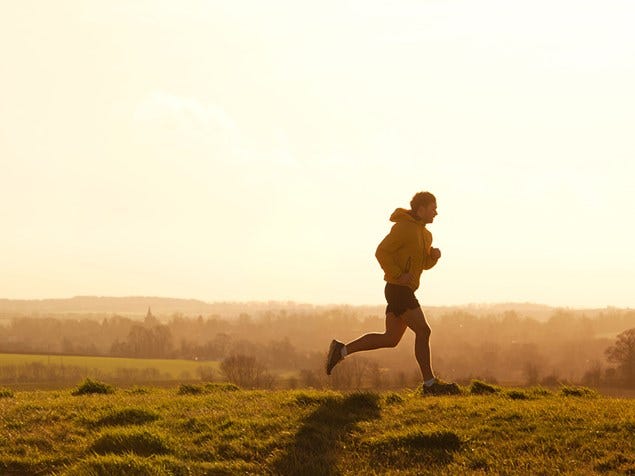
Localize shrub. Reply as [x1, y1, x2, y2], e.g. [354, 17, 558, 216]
[72, 378, 114, 396]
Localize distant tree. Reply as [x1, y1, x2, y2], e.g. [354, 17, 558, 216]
[605, 328, 635, 387]
[523, 362, 540, 385]
[368, 360, 384, 389]
[220, 354, 272, 388]
[196, 366, 216, 381]
[110, 323, 173, 358]
[330, 357, 375, 390]
[299, 369, 324, 389]
[581, 361, 603, 387]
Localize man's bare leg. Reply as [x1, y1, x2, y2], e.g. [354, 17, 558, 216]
[345, 312, 408, 355]
[398, 307, 434, 381]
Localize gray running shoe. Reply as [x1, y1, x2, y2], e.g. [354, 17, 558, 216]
[422, 380, 461, 396]
[325, 340, 345, 375]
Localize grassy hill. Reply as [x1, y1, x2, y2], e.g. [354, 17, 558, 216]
[0, 381, 633, 475]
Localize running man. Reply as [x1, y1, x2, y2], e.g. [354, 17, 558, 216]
[325, 191, 459, 395]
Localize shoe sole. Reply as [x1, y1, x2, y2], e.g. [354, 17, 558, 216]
[325, 340, 342, 375]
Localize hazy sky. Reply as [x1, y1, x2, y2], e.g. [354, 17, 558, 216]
[1, 0, 634, 308]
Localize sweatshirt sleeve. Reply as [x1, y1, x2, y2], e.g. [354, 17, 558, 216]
[423, 254, 438, 270]
[375, 223, 405, 280]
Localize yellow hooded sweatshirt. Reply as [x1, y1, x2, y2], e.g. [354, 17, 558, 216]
[375, 208, 438, 291]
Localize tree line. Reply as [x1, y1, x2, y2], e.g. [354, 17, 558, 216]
[0, 305, 633, 389]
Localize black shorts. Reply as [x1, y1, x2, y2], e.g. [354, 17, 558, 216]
[384, 282, 420, 317]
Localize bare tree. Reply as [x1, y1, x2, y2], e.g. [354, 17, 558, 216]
[605, 328, 635, 387]
[220, 354, 274, 388]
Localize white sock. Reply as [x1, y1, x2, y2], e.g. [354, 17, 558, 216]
[340, 345, 348, 358]
[424, 378, 436, 387]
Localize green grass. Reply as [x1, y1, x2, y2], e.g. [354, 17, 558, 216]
[0, 382, 633, 475]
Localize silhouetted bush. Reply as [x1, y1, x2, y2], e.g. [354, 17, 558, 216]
[72, 378, 114, 396]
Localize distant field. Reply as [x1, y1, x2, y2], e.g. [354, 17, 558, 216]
[0, 353, 220, 382]
[0, 382, 633, 475]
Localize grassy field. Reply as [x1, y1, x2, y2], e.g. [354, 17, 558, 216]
[0, 353, 220, 384]
[0, 381, 633, 475]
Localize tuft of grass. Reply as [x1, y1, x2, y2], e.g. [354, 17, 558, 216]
[367, 429, 461, 451]
[0, 388, 14, 398]
[204, 382, 240, 392]
[560, 385, 597, 397]
[126, 386, 150, 395]
[64, 454, 190, 476]
[528, 386, 552, 397]
[469, 380, 500, 395]
[177, 382, 240, 395]
[342, 391, 382, 413]
[72, 378, 114, 396]
[176, 383, 203, 395]
[506, 390, 530, 400]
[384, 392, 404, 405]
[89, 429, 170, 456]
[363, 428, 462, 469]
[594, 453, 635, 474]
[292, 392, 332, 406]
[1, 456, 66, 476]
[94, 408, 160, 427]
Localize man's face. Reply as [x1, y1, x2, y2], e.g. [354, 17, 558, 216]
[417, 202, 438, 224]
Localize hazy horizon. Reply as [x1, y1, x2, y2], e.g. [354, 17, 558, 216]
[2, 1, 634, 309]
[0, 294, 629, 313]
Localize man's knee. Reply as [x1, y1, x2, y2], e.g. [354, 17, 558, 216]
[401, 309, 431, 337]
[418, 324, 431, 338]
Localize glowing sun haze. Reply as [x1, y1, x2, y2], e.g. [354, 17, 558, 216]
[1, 0, 634, 308]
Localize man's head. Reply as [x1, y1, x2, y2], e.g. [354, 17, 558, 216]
[410, 191, 437, 224]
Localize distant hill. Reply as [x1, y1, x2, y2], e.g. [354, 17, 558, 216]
[0, 296, 322, 318]
[0, 296, 625, 321]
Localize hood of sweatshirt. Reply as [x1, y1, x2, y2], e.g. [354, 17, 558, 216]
[389, 208, 424, 225]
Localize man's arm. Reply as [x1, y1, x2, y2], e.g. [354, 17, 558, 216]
[423, 247, 441, 270]
[375, 223, 406, 280]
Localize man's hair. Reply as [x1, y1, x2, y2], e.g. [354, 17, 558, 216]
[410, 191, 436, 211]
